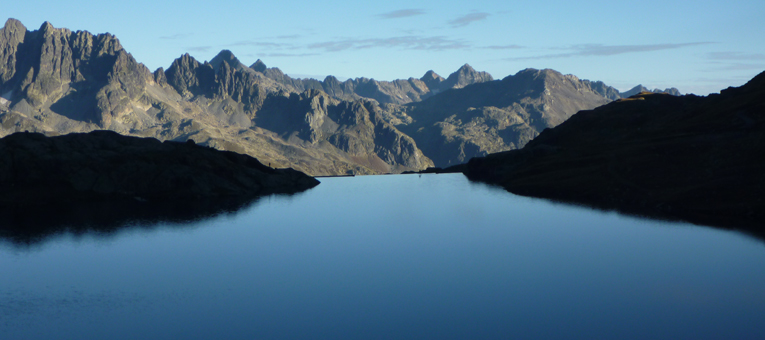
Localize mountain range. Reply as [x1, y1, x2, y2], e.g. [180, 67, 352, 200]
[0, 19, 681, 175]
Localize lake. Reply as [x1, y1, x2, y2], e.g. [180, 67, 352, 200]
[2, 173, 764, 339]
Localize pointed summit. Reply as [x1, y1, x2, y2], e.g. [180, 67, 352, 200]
[620, 85, 650, 98]
[0, 19, 27, 83]
[619, 85, 681, 98]
[421, 70, 443, 81]
[39, 21, 54, 32]
[441, 63, 493, 90]
[420, 70, 444, 90]
[210, 50, 246, 72]
[457, 63, 475, 72]
[250, 59, 267, 73]
[3, 18, 26, 32]
[166, 53, 216, 97]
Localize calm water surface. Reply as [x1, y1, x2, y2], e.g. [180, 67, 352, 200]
[2, 174, 764, 339]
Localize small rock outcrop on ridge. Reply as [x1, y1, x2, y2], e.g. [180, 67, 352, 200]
[620, 84, 682, 98]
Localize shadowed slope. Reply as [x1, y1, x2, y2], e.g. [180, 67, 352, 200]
[465, 70, 765, 234]
[0, 130, 319, 205]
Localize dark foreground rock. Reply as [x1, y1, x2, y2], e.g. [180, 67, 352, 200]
[465, 71, 765, 236]
[0, 130, 320, 207]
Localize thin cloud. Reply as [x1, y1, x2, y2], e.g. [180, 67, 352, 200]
[160, 33, 192, 40]
[188, 46, 212, 52]
[378, 9, 425, 19]
[705, 62, 765, 71]
[287, 74, 347, 81]
[400, 29, 425, 35]
[704, 52, 765, 72]
[484, 44, 523, 50]
[230, 40, 290, 48]
[694, 76, 754, 84]
[448, 12, 490, 28]
[260, 52, 320, 57]
[309, 36, 470, 52]
[708, 52, 765, 60]
[507, 42, 713, 60]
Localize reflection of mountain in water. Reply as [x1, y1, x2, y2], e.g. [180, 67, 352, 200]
[0, 192, 303, 246]
[465, 174, 765, 243]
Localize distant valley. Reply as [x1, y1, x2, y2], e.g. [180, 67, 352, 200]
[0, 19, 680, 175]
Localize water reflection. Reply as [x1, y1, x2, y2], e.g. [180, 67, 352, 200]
[464, 176, 765, 243]
[3, 174, 765, 340]
[0, 192, 308, 247]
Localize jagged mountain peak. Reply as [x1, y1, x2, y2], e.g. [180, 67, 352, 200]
[448, 64, 478, 78]
[3, 18, 25, 31]
[323, 75, 340, 84]
[420, 70, 445, 92]
[251, 59, 267, 73]
[443, 64, 493, 90]
[457, 63, 475, 72]
[39, 21, 54, 31]
[621, 84, 648, 97]
[210, 49, 246, 72]
[212, 49, 236, 61]
[421, 70, 444, 81]
[36, 21, 76, 38]
[165, 53, 214, 98]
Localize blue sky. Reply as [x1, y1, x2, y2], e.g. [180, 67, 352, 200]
[5, 0, 765, 95]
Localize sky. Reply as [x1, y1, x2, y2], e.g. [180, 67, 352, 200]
[5, 0, 765, 95]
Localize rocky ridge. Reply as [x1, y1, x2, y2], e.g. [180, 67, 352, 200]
[250, 60, 494, 105]
[0, 20, 433, 175]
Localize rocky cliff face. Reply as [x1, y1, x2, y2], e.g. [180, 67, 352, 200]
[0, 20, 433, 176]
[254, 89, 432, 173]
[0, 19, 153, 128]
